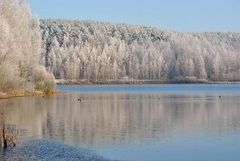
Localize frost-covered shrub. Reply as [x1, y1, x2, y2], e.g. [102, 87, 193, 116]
[32, 66, 55, 94]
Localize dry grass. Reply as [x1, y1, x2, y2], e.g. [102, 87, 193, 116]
[0, 89, 61, 100]
[7, 89, 43, 97]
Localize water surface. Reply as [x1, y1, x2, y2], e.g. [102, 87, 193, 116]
[2, 84, 240, 161]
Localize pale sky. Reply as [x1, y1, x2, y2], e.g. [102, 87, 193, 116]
[30, 0, 240, 32]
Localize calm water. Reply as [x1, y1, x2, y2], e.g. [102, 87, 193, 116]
[2, 84, 240, 161]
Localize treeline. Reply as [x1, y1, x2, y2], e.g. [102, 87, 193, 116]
[40, 19, 240, 82]
[0, 0, 54, 93]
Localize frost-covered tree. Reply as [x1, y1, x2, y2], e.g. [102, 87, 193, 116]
[39, 19, 240, 82]
[0, 0, 54, 92]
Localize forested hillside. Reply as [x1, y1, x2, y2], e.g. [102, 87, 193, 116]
[40, 19, 240, 83]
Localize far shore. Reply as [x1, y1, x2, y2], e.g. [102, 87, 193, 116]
[55, 79, 240, 85]
[1, 80, 239, 99]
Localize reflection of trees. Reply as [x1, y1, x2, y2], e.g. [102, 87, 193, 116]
[3, 97, 55, 139]
[3, 94, 240, 146]
[0, 102, 23, 148]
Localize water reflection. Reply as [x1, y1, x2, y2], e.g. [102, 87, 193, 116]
[2, 93, 240, 147]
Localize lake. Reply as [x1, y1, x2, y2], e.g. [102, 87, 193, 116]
[2, 84, 240, 161]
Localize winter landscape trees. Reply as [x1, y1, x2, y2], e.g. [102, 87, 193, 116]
[1, 0, 240, 87]
[0, 0, 54, 94]
[39, 20, 240, 83]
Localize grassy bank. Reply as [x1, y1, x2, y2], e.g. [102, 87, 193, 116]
[0, 89, 60, 100]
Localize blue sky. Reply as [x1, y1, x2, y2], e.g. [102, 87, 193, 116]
[29, 0, 240, 32]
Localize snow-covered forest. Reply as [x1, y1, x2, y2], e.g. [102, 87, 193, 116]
[1, 0, 240, 87]
[0, 0, 54, 93]
[40, 20, 240, 82]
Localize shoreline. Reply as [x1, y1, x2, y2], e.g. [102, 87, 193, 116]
[0, 89, 60, 100]
[56, 79, 240, 85]
[1, 80, 239, 99]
